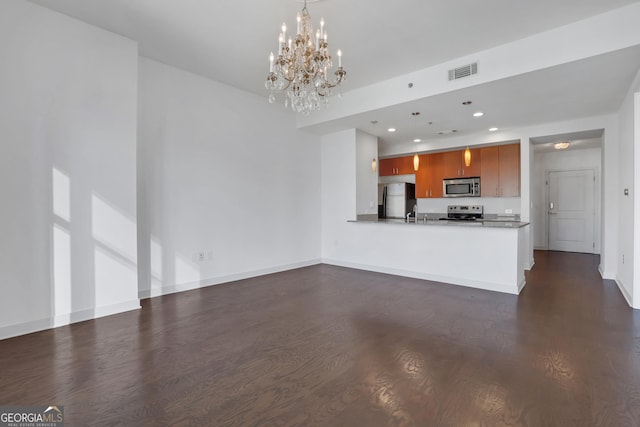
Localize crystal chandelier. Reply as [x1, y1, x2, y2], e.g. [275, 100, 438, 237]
[265, 0, 346, 115]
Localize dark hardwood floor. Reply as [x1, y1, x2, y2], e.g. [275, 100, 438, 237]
[1, 251, 639, 426]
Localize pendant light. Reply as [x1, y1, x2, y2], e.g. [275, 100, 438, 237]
[464, 147, 471, 167]
[371, 158, 377, 172]
[412, 112, 421, 172]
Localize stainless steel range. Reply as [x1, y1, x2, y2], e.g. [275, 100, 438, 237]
[441, 205, 484, 221]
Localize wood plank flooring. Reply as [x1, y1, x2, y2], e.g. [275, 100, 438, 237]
[1, 251, 639, 426]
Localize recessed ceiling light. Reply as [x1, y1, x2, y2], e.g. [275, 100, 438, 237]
[388, 128, 396, 132]
[414, 139, 421, 143]
[462, 101, 472, 105]
[554, 141, 570, 150]
[489, 127, 498, 132]
[473, 112, 484, 117]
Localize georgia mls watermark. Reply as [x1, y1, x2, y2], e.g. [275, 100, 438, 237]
[0, 406, 64, 427]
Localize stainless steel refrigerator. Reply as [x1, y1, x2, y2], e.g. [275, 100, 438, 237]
[379, 183, 416, 219]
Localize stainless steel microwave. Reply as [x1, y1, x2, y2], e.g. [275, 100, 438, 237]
[443, 177, 480, 197]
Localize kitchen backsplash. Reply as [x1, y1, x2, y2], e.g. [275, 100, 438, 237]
[417, 197, 521, 215]
[377, 174, 521, 215]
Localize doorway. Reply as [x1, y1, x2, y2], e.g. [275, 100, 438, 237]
[531, 131, 602, 254]
[547, 169, 596, 253]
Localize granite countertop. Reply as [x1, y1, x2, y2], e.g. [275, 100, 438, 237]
[350, 214, 529, 229]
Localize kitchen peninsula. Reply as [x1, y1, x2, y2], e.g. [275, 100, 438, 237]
[356, 216, 529, 228]
[320, 131, 530, 300]
[353, 142, 528, 296]
[346, 215, 529, 295]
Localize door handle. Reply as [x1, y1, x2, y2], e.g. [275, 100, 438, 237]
[548, 212, 557, 215]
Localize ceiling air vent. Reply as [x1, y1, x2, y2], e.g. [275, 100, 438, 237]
[448, 62, 478, 81]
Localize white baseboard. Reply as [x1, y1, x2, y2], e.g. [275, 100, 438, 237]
[52, 300, 141, 327]
[615, 277, 633, 308]
[599, 265, 616, 280]
[139, 259, 323, 299]
[517, 277, 527, 293]
[322, 258, 521, 295]
[0, 299, 140, 341]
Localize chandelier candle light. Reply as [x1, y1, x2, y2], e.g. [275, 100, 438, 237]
[265, 0, 346, 115]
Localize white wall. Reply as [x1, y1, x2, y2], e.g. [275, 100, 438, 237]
[532, 146, 602, 251]
[0, 0, 140, 339]
[355, 130, 379, 216]
[321, 129, 357, 258]
[635, 91, 640, 308]
[617, 67, 640, 307]
[137, 58, 322, 298]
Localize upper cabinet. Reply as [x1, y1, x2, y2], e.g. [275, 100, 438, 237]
[480, 144, 520, 197]
[382, 143, 520, 198]
[379, 156, 415, 176]
[498, 144, 520, 197]
[480, 147, 500, 197]
[442, 149, 481, 179]
[415, 153, 444, 198]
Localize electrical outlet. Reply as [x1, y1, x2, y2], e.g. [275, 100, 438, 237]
[197, 251, 206, 261]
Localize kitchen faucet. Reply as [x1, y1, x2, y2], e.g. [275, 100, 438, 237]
[407, 204, 418, 223]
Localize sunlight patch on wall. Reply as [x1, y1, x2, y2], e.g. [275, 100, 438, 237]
[92, 193, 137, 262]
[94, 245, 137, 304]
[53, 168, 70, 222]
[52, 224, 71, 316]
[150, 236, 163, 289]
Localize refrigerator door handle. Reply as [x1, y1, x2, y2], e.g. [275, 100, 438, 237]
[382, 186, 387, 218]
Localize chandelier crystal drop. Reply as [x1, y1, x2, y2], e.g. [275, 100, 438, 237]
[265, 0, 346, 115]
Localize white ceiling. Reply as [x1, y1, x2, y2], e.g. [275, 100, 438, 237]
[305, 45, 640, 146]
[26, 0, 640, 146]
[531, 130, 604, 153]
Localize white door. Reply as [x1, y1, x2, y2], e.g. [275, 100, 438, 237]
[548, 170, 595, 253]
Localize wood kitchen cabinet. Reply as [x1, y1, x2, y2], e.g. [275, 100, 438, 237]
[480, 144, 520, 197]
[498, 144, 520, 196]
[397, 156, 416, 175]
[442, 149, 481, 179]
[428, 153, 444, 198]
[415, 155, 429, 197]
[385, 143, 518, 198]
[415, 153, 444, 198]
[379, 156, 415, 176]
[480, 147, 500, 197]
[379, 158, 395, 176]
